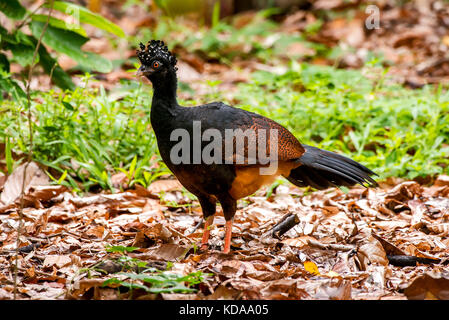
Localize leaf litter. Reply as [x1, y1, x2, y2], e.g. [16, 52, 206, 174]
[3, 0, 449, 301]
[1, 163, 448, 300]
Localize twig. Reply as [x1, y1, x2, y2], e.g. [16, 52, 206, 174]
[387, 255, 441, 267]
[187, 219, 203, 235]
[165, 225, 195, 244]
[13, 0, 55, 299]
[307, 239, 355, 252]
[270, 213, 300, 239]
[15, 0, 46, 31]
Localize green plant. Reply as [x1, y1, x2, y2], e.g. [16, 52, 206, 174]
[0, 76, 170, 193]
[102, 270, 208, 294]
[98, 245, 210, 295]
[132, 8, 321, 65]
[232, 62, 449, 180]
[0, 0, 125, 94]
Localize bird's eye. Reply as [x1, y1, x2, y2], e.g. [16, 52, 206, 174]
[152, 61, 160, 69]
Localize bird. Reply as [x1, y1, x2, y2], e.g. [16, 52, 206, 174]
[136, 40, 377, 254]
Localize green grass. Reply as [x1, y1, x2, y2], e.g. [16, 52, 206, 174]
[84, 246, 210, 296]
[232, 63, 449, 179]
[1, 62, 448, 193]
[1, 75, 171, 193]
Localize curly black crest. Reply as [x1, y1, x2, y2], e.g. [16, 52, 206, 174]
[137, 40, 177, 70]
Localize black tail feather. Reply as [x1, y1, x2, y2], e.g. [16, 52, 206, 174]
[287, 145, 378, 190]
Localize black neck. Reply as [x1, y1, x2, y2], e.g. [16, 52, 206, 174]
[149, 69, 180, 130]
[150, 69, 178, 106]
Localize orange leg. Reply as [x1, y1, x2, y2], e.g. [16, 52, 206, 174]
[223, 218, 234, 254]
[201, 215, 215, 250]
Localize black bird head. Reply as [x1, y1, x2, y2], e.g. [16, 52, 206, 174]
[136, 40, 178, 80]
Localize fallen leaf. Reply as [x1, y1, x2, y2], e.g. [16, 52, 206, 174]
[404, 272, 449, 300]
[1, 162, 49, 205]
[43, 255, 72, 269]
[425, 223, 449, 236]
[133, 243, 188, 261]
[282, 236, 317, 248]
[304, 261, 320, 276]
[385, 181, 423, 202]
[315, 278, 352, 300]
[147, 179, 183, 193]
[356, 235, 389, 269]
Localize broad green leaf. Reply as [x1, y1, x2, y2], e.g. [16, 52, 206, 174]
[105, 245, 139, 253]
[14, 30, 34, 47]
[83, 51, 113, 73]
[0, 53, 10, 72]
[48, 1, 125, 37]
[0, 0, 26, 20]
[0, 25, 18, 45]
[31, 14, 88, 37]
[0, 73, 26, 101]
[38, 44, 75, 90]
[7, 43, 38, 67]
[62, 101, 74, 111]
[31, 22, 112, 73]
[30, 21, 89, 60]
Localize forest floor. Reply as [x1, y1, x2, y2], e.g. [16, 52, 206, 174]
[1, 164, 449, 299]
[1, 0, 449, 300]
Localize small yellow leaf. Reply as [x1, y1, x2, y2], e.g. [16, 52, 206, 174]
[443, 35, 449, 46]
[425, 291, 438, 300]
[304, 261, 320, 275]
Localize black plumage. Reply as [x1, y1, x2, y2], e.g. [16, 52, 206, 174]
[136, 40, 377, 253]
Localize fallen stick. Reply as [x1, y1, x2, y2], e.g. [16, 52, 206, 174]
[387, 255, 440, 267]
[270, 213, 300, 239]
[307, 239, 355, 252]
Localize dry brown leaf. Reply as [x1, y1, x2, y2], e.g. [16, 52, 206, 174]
[408, 199, 427, 226]
[24, 185, 67, 205]
[260, 279, 309, 300]
[391, 27, 432, 48]
[434, 175, 449, 187]
[147, 179, 183, 193]
[205, 285, 241, 300]
[111, 172, 129, 189]
[404, 272, 449, 300]
[425, 223, 449, 236]
[177, 61, 201, 82]
[356, 235, 389, 269]
[282, 235, 317, 248]
[385, 181, 423, 202]
[371, 220, 409, 231]
[132, 222, 173, 247]
[84, 225, 106, 239]
[372, 233, 407, 256]
[131, 184, 159, 199]
[43, 255, 72, 269]
[1, 162, 49, 205]
[133, 243, 188, 261]
[315, 279, 352, 300]
[69, 278, 111, 299]
[161, 293, 198, 300]
[285, 42, 315, 57]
